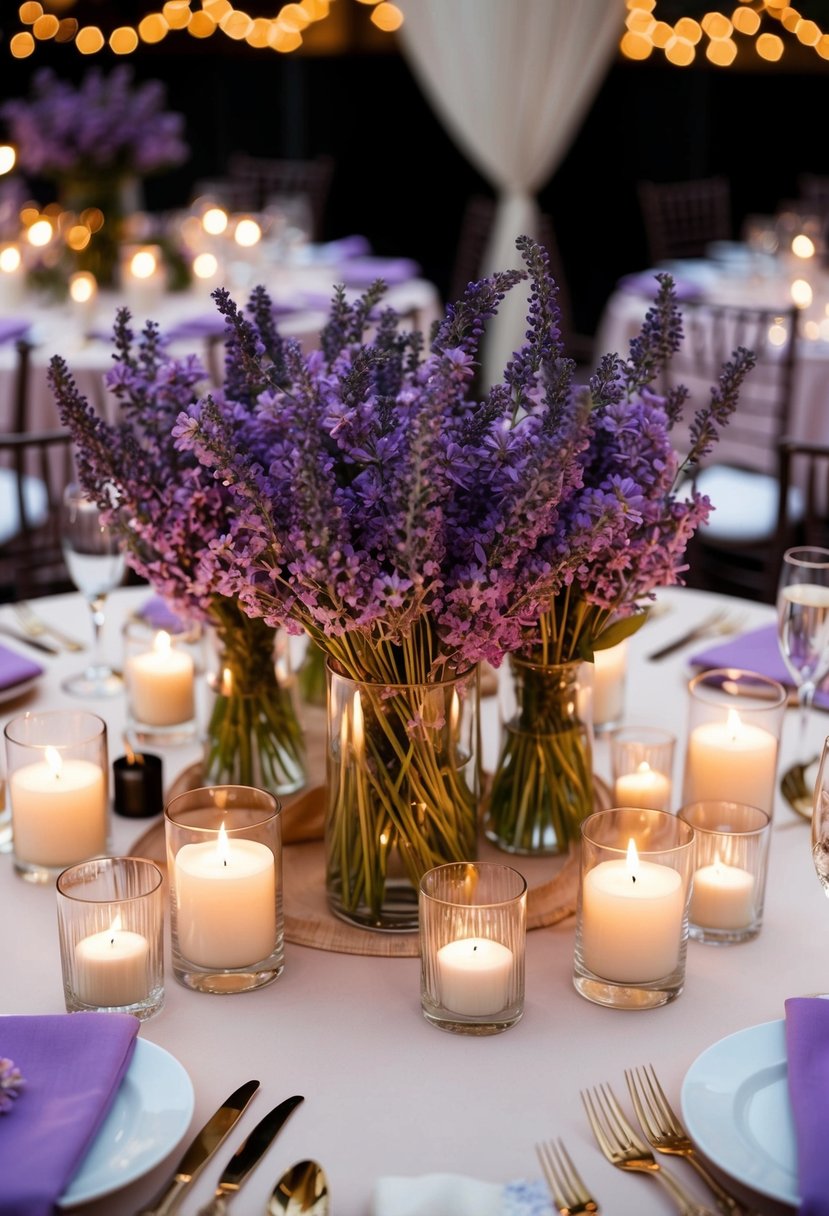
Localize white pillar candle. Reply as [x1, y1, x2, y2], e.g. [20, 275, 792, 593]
[591, 641, 628, 727]
[123, 246, 165, 316]
[10, 748, 106, 866]
[126, 630, 195, 726]
[690, 857, 755, 929]
[437, 937, 513, 1016]
[74, 915, 150, 1007]
[581, 840, 684, 983]
[614, 762, 671, 811]
[174, 825, 276, 968]
[684, 709, 777, 810]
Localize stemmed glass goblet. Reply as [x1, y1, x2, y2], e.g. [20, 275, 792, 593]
[812, 734, 829, 891]
[776, 545, 829, 751]
[60, 482, 127, 698]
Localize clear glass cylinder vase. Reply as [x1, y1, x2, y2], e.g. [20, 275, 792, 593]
[484, 656, 594, 856]
[325, 663, 481, 932]
[203, 603, 306, 799]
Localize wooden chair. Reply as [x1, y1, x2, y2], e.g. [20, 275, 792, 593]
[772, 437, 829, 560]
[226, 153, 335, 239]
[666, 299, 801, 603]
[637, 176, 733, 264]
[449, 194, 594, 368]
[0, 425, 77, 602]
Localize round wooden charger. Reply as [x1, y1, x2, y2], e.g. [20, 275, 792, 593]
[130, 767, 610, 959]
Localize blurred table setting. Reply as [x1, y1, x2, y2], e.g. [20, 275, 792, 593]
[2, 580, 829, 1215]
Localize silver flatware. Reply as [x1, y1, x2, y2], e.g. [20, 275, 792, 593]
[197, 1094, 305, 1216]
[647, 609, 746, 662]
[134, 1079, 260, 1216]
[0, 622, 59, 655]
[781, 757, 818, 821]
[267, 1159, 329, 1215]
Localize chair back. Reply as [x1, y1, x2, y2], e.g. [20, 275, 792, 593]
[637, 176, 732, 264]
[664, 299, 799, 478]
[774, 437, 829, 558]
[0, 426, 76, 602]
[226, 153, 335, 240]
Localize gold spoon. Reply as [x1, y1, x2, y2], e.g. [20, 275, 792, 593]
[781, 756, 819, 821]
[267, 1160, 329, 1216]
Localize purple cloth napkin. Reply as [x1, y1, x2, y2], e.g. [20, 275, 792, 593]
[165, 313, 226, 341]
[0, 642, 43, 691]
[0, 318, 31, 345]
[0, 1012, 140, 1216]
[319, 234, 372, 260]
[135, 594, 187, 635]
[690, 622, 829, 709]
[339, 256, 420, 287]
[617, 271, 703, 303]
[785, 997, 829, 1214]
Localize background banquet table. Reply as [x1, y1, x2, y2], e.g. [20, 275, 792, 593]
[0, 582, 823, 1216]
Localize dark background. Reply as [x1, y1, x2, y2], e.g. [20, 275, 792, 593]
[2, 4, 828, 342]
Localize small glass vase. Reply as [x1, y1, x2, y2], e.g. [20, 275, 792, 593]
[203, 602, 306, 798]
[484, 656, 593, 856]
[325, 663, 480, 932]
[58, 172, 142, 288]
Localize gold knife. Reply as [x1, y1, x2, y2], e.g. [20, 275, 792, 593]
[134, 1079, 260, 1216]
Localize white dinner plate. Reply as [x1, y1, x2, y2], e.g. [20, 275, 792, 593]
[680, 1019, 799, 1206]
[58, 1038, 194, 1209]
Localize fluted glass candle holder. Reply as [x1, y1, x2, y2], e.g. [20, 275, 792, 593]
[574, 807, 695, 1010]
[123, 617, 199, 747]
[419, 862, 527, 1035]
[678, 800, 772, 944]
[682, 668, 786, 815]
[57, 856, 164, 1020]
[5, 710, 109, 883]
[611, 725, 676, 811]
[165, 785, 283, 994]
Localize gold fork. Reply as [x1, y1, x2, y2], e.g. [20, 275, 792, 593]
[536, 1138, 599, 1215]
[646, 609, 747, 661]
[625, 1065, 746, 1216]
[581, 1082, 716, 1215]
[13, 601, 85, 652]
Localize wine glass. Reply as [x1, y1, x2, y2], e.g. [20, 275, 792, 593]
[777, 546, 829, 749]
[60, 482, 127, 698]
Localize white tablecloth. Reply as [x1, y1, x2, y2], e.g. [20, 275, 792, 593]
[0, 584, 818, 1216]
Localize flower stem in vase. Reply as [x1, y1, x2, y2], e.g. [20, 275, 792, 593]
[485, 657, 593, 855]
[203, 601, 306, 798]
[325, 664, 480, 931]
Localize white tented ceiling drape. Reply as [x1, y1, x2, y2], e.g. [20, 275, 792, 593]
[397, 0, 625, 387]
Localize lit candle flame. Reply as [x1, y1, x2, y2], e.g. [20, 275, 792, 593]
[45, 746, 62, 779]
[217, 822, 230, 868]
[220, 665, 234, 696]
[726, 707, 742, 740]
[154, 629, 172, 656]
[636, 760, 652, 776]
[352, 690, 364, 754]
[130, 249, 157, 280]
[625, 838, 640, 884]
[109, 913, 123, 944]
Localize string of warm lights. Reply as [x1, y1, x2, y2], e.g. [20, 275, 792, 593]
[622, 0, 829, 66]
[8, 0, 403, 58]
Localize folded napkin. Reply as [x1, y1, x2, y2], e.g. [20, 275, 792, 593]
[339, 255, 421, 287]
[0, 642, 43, 692]
[318, 234, 372, 261]
[0, 1012, 140, 1216]
[165, 313, 226, 341]
[785, 996, 829, 1214]
[0, 318, 31, 345]
[617, 270, 703, 303]
[371, 1175, 552, 1216]
[690, 622, 829, 709]
[134, 593, 187, 635]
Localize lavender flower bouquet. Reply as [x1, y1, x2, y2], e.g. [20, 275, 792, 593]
[48, 313, 306, 800]
[165, 239, 591, 927]
[484, 273, 757, 853]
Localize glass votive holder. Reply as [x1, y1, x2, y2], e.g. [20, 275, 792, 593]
[419, 862, 527, 1036]
[678, 800, 772, 945]
[573, 807, 695, 1010]
[165, 785, 284, 994]
[123, 617, 198, 747]
[682, 668, 787, 815]
[56, 856, 164, 1021]
[4, 710, 109, 884]
[584, 639, 628, 733]
[611, 725, 676, 811]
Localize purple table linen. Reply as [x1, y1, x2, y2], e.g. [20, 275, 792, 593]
[0, 1012, 140, 1216]
[338, 255, 420, 287]
[785, 996, 829, 1214]
[690, 622, 829, 709]
[0, 641, 43, 691]
[0, 318, 31, 345]
[134, 594, 187, 635]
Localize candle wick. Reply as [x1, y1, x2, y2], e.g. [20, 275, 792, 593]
[632, 875, 636, 884]
[473, 944, 477, 952]
[223, 858, 227, 867]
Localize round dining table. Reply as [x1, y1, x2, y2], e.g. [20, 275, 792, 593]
[0, 581, 821, 1216]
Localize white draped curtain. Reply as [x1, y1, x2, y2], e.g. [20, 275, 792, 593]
[397, 0, 625, 387]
